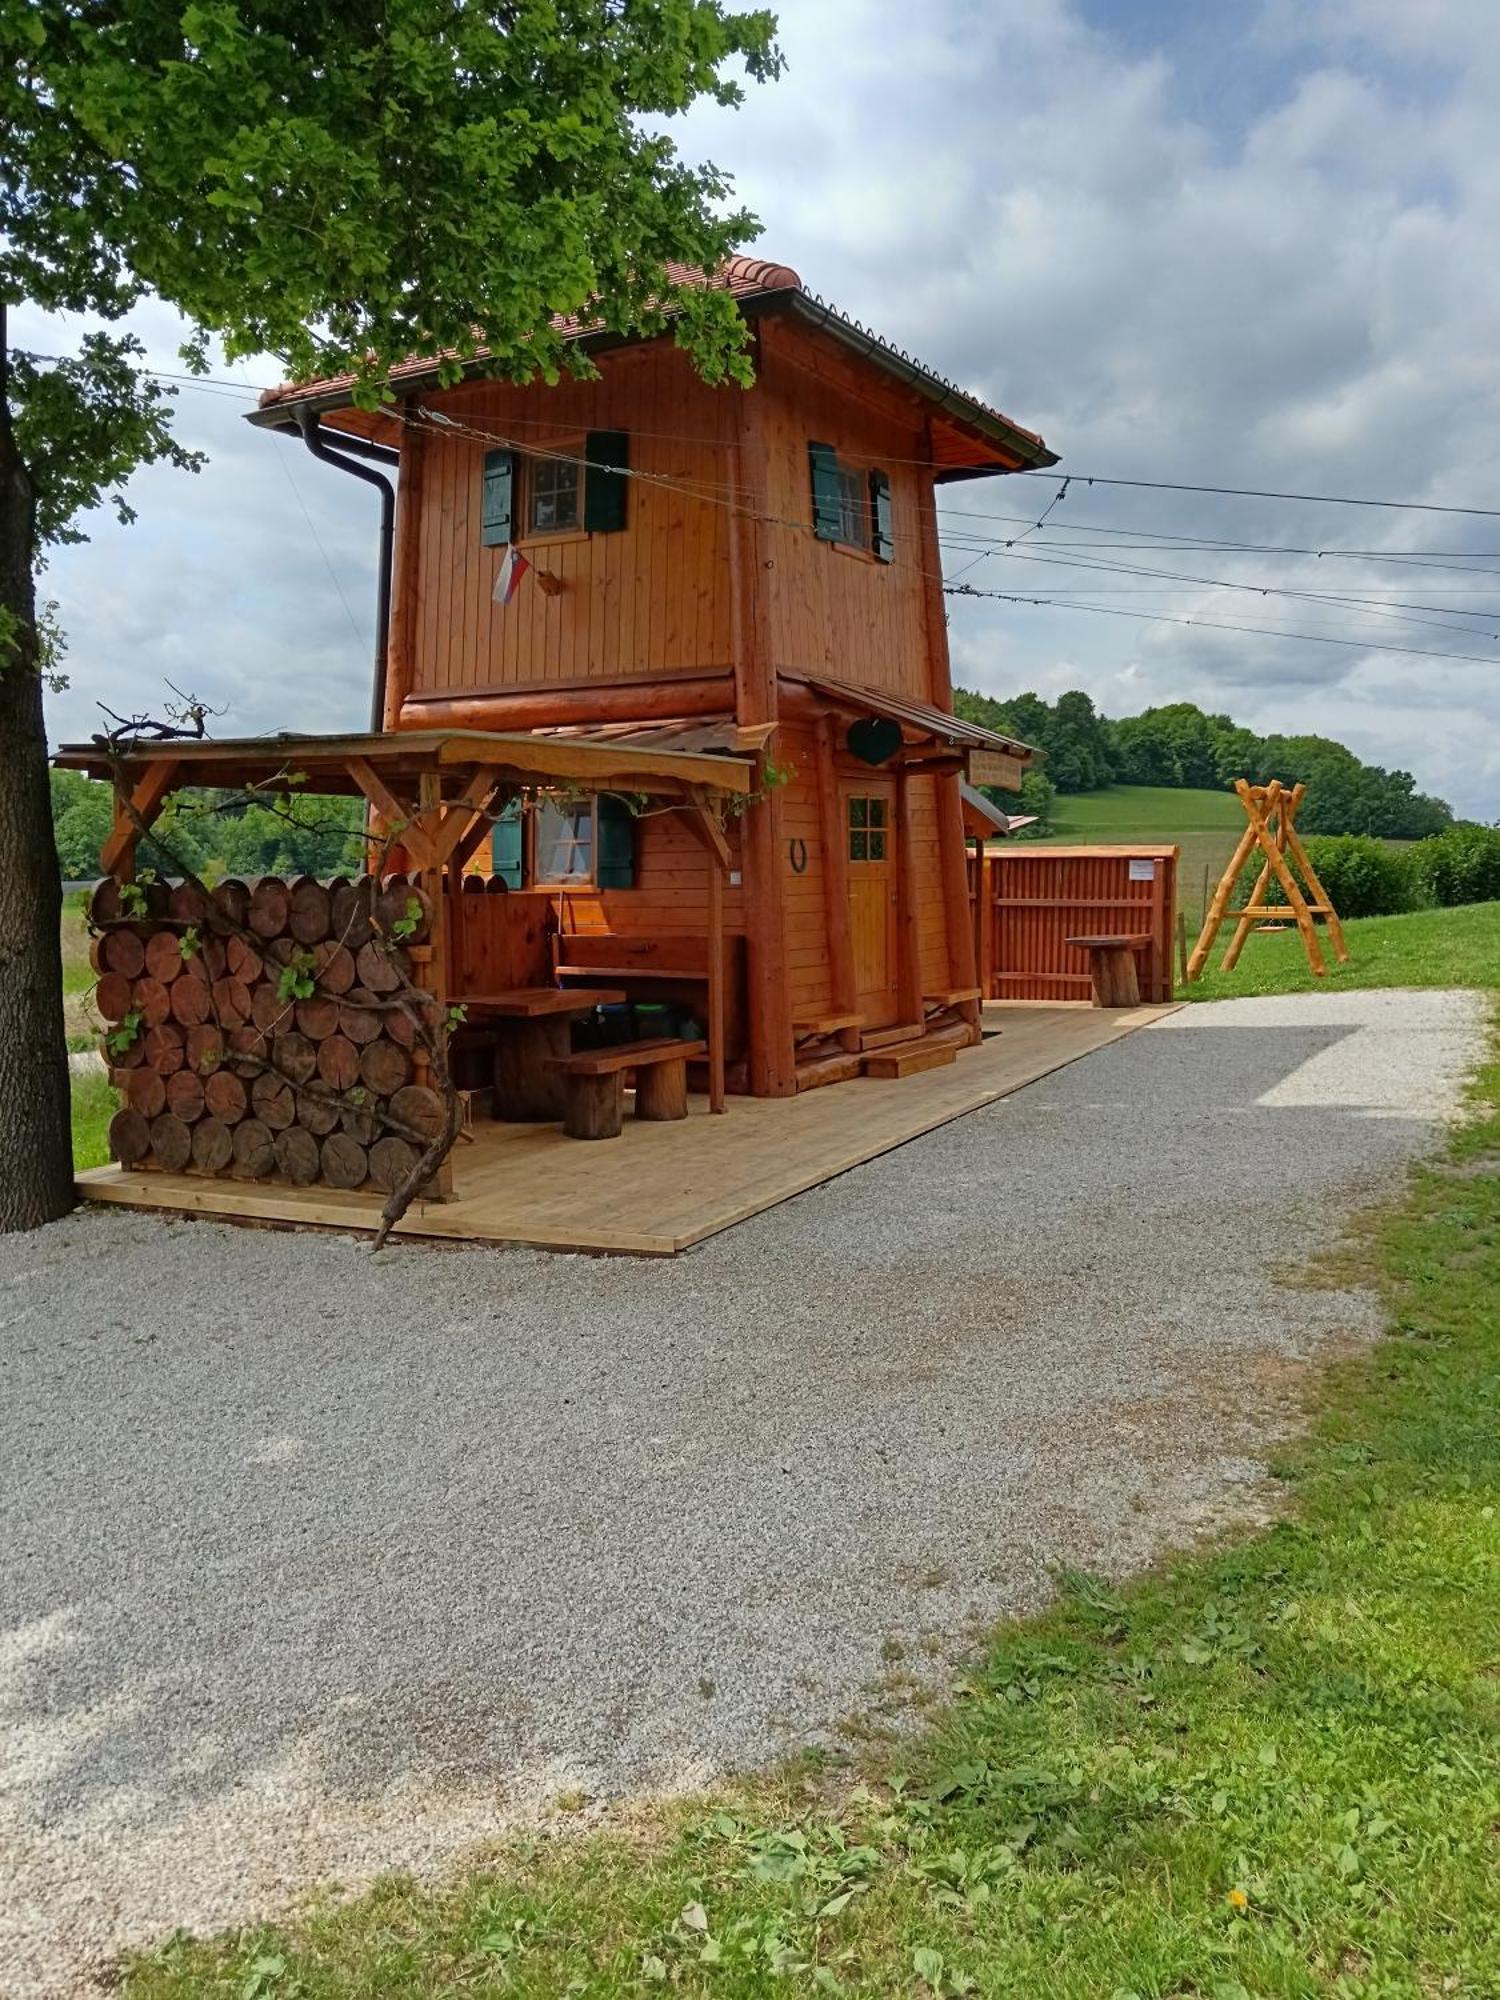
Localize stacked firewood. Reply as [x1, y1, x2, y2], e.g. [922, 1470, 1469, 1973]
[93, 874, 445, 1195]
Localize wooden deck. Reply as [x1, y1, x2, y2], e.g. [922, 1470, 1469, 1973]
[76, 1002, 1174, 1256]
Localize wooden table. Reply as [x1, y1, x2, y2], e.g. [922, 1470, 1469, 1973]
[1064, 934, 1151, 1008]
[462, 986, 627, 1120]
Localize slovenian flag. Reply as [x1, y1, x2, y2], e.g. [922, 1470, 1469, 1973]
[493, 545, 530, 606]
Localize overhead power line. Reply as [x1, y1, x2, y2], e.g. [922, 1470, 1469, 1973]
[1007, 467, 1500, 522]
[943, 581, 1500, 668]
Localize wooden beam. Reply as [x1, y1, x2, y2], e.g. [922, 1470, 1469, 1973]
[382, 413, 425, 730]
[347, 757, 438, 870]
[400, 673, 734, 733]
[973, 837, 993, 1000]
[681, 788, 732, 871]
[705, 830, 727, 1115]
[449, 785, 511, 875]
[814, 717, 860, 1052]
[893, 764, 923, 1026]
[429, 766, 503, 869]
[729, 382, 796, 1097]
[100, 758, 179, 879]
[915, 417, 954, 710]
[935, 770, 981, 1033]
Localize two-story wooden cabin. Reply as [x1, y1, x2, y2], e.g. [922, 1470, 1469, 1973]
[249, 258, 1056, 1096]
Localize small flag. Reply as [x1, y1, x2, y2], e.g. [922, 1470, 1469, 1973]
[492, 545, 530, 606]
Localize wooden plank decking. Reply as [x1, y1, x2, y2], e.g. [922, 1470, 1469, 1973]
[76, 1001, 1174, 1256]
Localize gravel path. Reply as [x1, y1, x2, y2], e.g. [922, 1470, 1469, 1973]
[1, 988, 1484, 1997]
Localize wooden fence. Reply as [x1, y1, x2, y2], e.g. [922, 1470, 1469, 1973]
[970, 844, 1179, 1003]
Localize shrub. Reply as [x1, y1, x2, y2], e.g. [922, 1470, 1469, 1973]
[1231, 833, 1421, 921]
[1414, 824, 1500, 908]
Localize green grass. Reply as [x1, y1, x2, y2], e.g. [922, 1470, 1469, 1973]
[1044, 785, 1248, 925]
[1186, 899, 1500, 1002]
[124, 1026, 1500, 1995]
[71, 1065, 118, 1171]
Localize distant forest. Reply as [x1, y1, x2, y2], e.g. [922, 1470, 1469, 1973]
[51, 770, 366, 883]
[954, 688, 1455, 840]
[51, 686, 1457, 879]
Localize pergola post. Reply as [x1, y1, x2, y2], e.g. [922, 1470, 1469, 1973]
[684, 787, 731, 1114]
[100, 758, 179, 880]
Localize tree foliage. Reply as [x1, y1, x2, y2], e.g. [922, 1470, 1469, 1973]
[0, 0, 781, 1230]
[2, 0, 781, 418]
[954, 687, 1454, 842]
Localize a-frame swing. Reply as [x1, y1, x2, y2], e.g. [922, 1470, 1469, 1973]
[1186, 779, 1349, 981]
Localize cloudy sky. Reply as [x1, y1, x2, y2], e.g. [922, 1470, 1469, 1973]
[25, 0, 1500, 816]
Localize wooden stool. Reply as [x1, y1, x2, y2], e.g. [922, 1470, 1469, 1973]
[1064, 932, 1151, 1008]
[544, 1038, 707, 1140]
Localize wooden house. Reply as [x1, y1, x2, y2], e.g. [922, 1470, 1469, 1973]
[249, 257, 1057, 1095]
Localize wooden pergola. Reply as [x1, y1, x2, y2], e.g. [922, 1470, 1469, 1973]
[55, 727, 753, 1115]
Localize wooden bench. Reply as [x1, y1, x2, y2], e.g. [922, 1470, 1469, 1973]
[1064, 932, 1152, 1008]
[544, 1038, 707, 1140]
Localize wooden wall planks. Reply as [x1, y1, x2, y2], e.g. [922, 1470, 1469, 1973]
[401, 317, 950, 717]
[409, 343, 738, 698]
[756, 321, 934, 703]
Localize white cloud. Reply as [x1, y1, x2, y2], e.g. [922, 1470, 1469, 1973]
[29, 0, 1500, 814]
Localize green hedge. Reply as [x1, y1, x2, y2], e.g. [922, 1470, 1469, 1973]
[1415, 824, 1500, 908]
[1232, 832, 1422, 921]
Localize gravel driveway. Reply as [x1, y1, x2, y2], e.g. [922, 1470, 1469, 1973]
[1, 988, 1485, 1997]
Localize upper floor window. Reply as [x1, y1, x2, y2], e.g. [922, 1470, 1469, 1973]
[808, 441, 894, 562]
[528, 454, 582, 535]
[480, 430, 629, 548]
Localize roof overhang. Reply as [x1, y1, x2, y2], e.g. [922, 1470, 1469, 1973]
[738, 288, 1057, 479]
[787, 675, 1035, 759]
[54, 727, 754, 801]
[246, 283, 1057, 482]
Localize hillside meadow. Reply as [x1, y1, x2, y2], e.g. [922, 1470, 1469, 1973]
[1040, 785, 1246, 923]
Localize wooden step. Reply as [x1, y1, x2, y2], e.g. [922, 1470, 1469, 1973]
[861, 1020, 926, 1053]
[922, 986, 981, 1008]
[794, 1011, 864, 1039]
[795, 1051, 864, 1092]
[861, 1038, 959, 1081]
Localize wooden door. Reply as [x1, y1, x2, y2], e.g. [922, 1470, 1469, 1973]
[843, 780, 898, 1028]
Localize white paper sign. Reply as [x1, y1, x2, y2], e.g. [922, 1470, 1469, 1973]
[1128, 857, 1157, 881]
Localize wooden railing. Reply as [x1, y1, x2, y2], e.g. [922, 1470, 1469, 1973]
[968, 844, 1178, 1004]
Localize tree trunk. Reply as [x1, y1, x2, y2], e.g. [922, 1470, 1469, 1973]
[0, 306, 75, 1231]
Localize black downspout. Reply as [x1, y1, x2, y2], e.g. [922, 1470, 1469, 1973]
[295, 408, 397, 733]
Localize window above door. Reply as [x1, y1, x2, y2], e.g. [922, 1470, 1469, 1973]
[847, 792, 888, 862]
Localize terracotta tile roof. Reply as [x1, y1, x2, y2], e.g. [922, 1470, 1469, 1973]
[252, 254, 1055, 473]
[254, 256, 804, 412]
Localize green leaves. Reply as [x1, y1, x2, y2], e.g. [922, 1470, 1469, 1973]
[104, 1009, 141, 1057]
[5, 0, 782, 548]
[275, 950, 317, 1004]
[389, 895, 422, 942]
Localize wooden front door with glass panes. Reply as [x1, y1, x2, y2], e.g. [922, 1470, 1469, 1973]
[844, 781, 898, 1029]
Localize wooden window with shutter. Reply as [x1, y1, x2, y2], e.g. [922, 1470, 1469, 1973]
[481, 448, 514, 547]
[480, 434, 630, 549]
[808, 442, 890, 557]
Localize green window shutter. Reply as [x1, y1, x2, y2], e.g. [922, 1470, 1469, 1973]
[481, 448, 514, 547]
[596, 793, 636, 888]
[808, 441, 841, 540]
[869, 468, 894, 562]
[583, 429, 629, 533]
[491, 797, 524, 886]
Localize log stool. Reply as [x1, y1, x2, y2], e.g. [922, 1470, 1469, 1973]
[1064, 932, 1152, 1008]
[543, 1038, 706, 1140]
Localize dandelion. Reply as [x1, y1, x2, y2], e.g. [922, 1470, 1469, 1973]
[1227, 1887, 1249, 1913]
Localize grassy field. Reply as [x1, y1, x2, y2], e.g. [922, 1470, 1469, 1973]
[125, 982, 1500, 1994]
[1186, 899, 1500, 1001]
[71, 1065, 117, 1171]
[1044, 784, 1246, 924]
